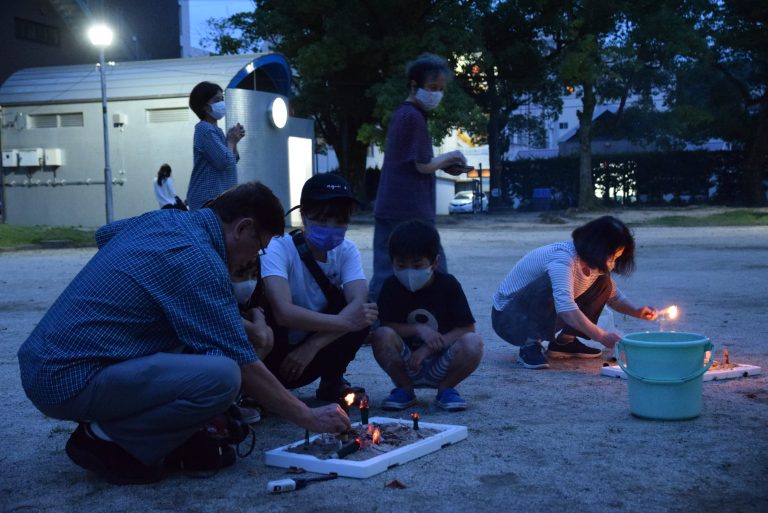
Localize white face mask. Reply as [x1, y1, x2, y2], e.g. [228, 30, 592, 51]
[232, 279, 257, 305]
[209, 101, 226, 120]
[394, 267, 434, 292]
[414, 88, 443, 111]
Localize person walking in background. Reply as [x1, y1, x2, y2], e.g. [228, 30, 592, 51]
[186, 81, 246, 210]
[491, 216, 658, 370]
[369, 53, 467, 303]
[153, 163, 186, 210]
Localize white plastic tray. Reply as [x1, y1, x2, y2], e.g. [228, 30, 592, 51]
[264, 416, 467, 479]
[601, 363, 761, 381]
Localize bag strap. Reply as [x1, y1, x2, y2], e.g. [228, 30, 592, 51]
[290, 229, 344, 306]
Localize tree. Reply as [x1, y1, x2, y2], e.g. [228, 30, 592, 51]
[544, 0, 706, 208]
[664, 0, 768, 205]
[452, 0, 563, 204]
[205, 0, 484, 196]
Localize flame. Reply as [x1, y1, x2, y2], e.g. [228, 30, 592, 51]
[372, 427, 381, 445]
[343, 392, 356, 406]
[665, 305, 679, 319]
[410, 412, 420, 421]
[366, 424, 374, 435]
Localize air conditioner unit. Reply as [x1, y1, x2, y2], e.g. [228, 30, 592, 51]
[113, 113, 127, 127]
[18, 148, 44, 167]
[2, 149, 18, 167]
[44, 148, 64, 166]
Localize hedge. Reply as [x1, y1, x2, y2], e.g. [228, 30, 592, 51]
[500, 151, 754, 208]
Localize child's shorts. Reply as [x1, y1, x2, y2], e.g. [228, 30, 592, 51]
[399, 338, 456, 388]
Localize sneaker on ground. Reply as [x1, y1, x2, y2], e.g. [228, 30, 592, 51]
[65, 423, 164, 485]
[518, 343, 550, 369]
[237, 405, 261, 424]
[435, 388, 467, 411]
[548, 337, 602, 359]
[381, 387, 417, 411]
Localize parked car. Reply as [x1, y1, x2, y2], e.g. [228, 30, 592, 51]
[448, 191, 488, 214]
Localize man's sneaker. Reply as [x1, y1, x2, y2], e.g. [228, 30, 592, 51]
[381, 387, 417, 411]
[518, 343, 550, 369]
[548, 337, 602, 359]
[237, 405, 261, 424]
[65, 423, 163, 485]
[435, 388, 467, 411]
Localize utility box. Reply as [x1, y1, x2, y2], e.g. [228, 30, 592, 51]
[113, 113, 127, 127]
[2, 149, 19, 167]
[44, 148, 64, 166]
[18, 148, 44, 167]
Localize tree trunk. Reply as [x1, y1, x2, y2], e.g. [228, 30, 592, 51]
[576, 79, 599, 209]
[486, 70, 502, 208]
[333, 114, 369, 201]
[742, 94, 768, 205]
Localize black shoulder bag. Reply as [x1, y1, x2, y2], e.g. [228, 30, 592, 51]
[289, 229, 348, 314]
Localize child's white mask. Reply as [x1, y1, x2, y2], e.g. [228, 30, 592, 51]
[232, 279, 257, 305]
[394, 268, 433, 292]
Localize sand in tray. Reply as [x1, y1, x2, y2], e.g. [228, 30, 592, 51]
[287, 423, 440, 461]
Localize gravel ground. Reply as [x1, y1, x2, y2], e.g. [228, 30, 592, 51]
[1, 208, 766, 513]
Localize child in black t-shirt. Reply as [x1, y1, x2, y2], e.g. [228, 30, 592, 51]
[371, 219, 483, 411]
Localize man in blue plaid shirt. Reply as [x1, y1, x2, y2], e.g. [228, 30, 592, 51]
[17, 182, 350, 484]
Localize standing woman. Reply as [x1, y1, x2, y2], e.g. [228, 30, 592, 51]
[186, 81, 246, 210]
[369, 53, 467, 303]
[153, 163, 186, 210]
[491, 216, 658, 369]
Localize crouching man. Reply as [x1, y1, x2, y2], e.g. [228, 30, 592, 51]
[17, 182, 350, 485]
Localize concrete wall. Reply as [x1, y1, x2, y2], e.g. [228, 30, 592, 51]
[2, 90, 314, 227]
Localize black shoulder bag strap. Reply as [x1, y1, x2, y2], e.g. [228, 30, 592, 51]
[290, 229, 347, 313]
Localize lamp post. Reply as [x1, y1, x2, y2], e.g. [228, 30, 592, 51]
[88, 24, 114, 223]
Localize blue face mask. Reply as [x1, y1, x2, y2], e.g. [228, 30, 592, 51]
[306, 223, 347, 252]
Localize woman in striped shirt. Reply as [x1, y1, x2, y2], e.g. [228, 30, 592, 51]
[492, 216, 657, 369]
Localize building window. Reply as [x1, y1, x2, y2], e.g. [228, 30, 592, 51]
[15, 18, 60, 46]
[559, 122, 569, 130]
[146, 108, 189, 123]
[28, 113, 84, 128]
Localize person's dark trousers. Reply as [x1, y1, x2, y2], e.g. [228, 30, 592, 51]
[492, 274, 612, 345]
[369, 217, 448, 303]
[263, 327, 370, 389]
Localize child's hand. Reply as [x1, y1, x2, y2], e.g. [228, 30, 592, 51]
[409, 346, 431, 372]
[414, 324, 444, 352]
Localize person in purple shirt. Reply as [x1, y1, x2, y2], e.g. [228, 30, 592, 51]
[369, 53, 467, 302]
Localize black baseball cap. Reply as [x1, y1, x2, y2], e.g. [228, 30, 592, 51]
[300, 173, 360, 204]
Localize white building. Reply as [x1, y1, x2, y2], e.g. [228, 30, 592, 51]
[0, 53, 314, 227]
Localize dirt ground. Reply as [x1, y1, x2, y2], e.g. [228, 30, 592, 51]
[1, 207, 767, 513]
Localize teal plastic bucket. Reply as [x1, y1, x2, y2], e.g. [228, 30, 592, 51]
[615, 332, 714, 420]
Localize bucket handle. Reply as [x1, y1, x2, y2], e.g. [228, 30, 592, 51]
[614, 341, 715, 384]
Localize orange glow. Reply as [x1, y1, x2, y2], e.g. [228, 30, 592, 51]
[359, 396, 369, 409]
[366, 424, 374, 435]
[410, 412, 420, 421]
[372, 427, 381, 445]
[344, 393, 355, 406]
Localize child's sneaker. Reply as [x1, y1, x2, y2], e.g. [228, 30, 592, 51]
[548, 337, 601, 359]
[518, 343, 549, 369]
[435, 388, 466, 411]
[381, 387, 417, 410]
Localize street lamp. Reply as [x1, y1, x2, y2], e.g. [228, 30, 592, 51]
[88, 24, 114, 223]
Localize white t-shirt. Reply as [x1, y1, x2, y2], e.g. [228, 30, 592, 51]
[260, 234, 366, 344]
[154, 177, 177, 207]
